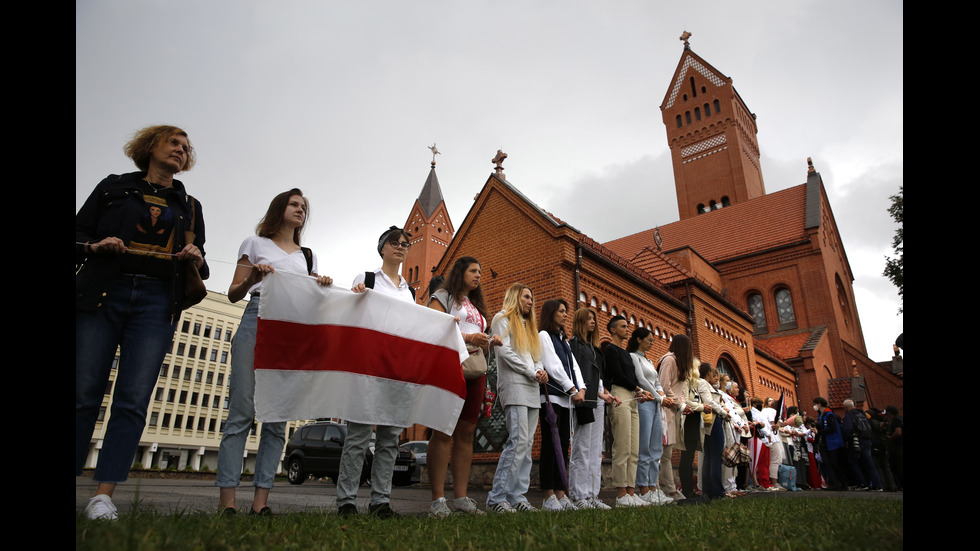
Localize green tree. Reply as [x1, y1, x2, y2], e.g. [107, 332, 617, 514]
[883, 186, 903, 313]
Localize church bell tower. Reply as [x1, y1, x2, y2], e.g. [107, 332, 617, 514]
[661, 32, 766, 220]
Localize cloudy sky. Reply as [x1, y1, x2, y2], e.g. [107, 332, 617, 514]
[76, 1, 903, 360]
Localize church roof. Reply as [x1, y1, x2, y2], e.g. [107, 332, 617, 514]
[418, 166, 445, 218]
[604, 182, 814, 265]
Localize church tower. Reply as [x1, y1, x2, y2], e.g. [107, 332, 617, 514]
[661, 33, 766, 220]
[402, 147, 454, 303]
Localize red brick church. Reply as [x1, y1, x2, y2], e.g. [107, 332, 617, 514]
[398, 39, 902, 447]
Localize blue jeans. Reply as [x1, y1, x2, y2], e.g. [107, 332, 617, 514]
[336, 423, 403, 506]
[216, 297, 286, 489]
[636, 400, 664, 487]
[76, 275, 178, 482]
[488, 405, 540, 506]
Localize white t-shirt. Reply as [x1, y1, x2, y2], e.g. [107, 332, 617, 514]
[238, 235, 316, 296]
[352, 267, 415, 303]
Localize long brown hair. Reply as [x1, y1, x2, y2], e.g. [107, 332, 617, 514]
[443, 256, 488, 321]
[571, 308, 600, 348]
[256, 189, 308, 246]
[669, 334, 696, 383]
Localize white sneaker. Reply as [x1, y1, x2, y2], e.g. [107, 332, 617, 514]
[652, 488, 673, 505]
[592, 498, 612, 510]
[629, 493, 652, 507]
[637, 490, 654, 505]
[615, 494, 635, 508]
[574, 498, 595, 510]
[85, 494, 118, 520]
[543, 494, 563, 511]
[429, 497, 451, 518]
[558, 495, 578, 511]
[488, 501, 517, 514]
[453, 496, 484, 515]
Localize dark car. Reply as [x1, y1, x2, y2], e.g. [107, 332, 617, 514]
[284, 421, 417, 486]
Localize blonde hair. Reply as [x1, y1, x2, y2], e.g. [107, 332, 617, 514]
[494, 283, 541, 360]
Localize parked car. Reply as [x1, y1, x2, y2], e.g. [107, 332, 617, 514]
[284, 421, 417, 487]
[402, 440, 428, 484]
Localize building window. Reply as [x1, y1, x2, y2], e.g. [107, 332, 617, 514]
[181, 320, 190, 333]
[199, 347, 208, 360]
[204, 325, 212, 338]
[176, 343, 185, 356]
[206, 371, 214, 384]
[105, 380, 113, 395]
[676, 114, 682, 128]
[197, 417, 206, 431]
[179, 390, 188, 404]
[220, 351, 228, 364]
[590, 296, 597, 308]
[174, 414, 183, 428]
[721, 196, 730, 207]
[685, 111, 692, 125]
[149, 411, 159, 427]
[695, 107, 701, 121]
[747, 293, 767, 333]
[775, 288, 797, 330]
[704, 103, 710, 116]
[154, 388, 163, 401]
[217, 373, 225, 386]
[716, 355, 739, 386]
[193, 323, 201, 336]
[163, 413, 172, 427]
[223, 396, 230, 409]
[159, 363, 169, 378]
[225, 329, 233, 342]
[209, 419, 217, 432]
[210, 349, 218, 362]
[714, 99, 721, 113]
[195, 369, 203, 382]
[188, 345, 197, 358]
[202, 393, 210, 407]
[167, 389, 176, 402]
[97, 407, 107, 422]
[191, 392, 199, 406]
[579, 291, 587, 304]
[186, 416, 195, 429]
[184, 368, 192, 381]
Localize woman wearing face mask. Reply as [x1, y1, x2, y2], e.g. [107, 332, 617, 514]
[813, 396, 846, 491]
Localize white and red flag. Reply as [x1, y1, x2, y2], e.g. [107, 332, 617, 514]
[253, 272, 468, 435]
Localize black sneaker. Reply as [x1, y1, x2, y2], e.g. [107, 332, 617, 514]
[368, 502, 400, 519]
[337, 503, 358, 518]
[249, 507, 274, 517]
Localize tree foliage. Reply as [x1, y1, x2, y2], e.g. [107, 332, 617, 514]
[883, 186, 903, 313]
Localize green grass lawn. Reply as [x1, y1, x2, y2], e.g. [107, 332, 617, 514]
[77, 498, 902, 550]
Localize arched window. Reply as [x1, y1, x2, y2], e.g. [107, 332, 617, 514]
[721, 196, 730, 207]
[611, 306, 619, 316]
[714, 99, 721, 113]
[697, 203, 706, 214]
[775, 288, 797, 330]
[704, 103, 710, 116]
[685, 111, 692, 125]
[601, 301, 608, 313]
[747, 293, 767, 333]
[676, 114, 682, 128]
[590, 296, 598, 308]
[690, 76, 698, 98]
[716, 355, 740, 387]
[579, 291, 587, 304]
[695, 107, 701, 121]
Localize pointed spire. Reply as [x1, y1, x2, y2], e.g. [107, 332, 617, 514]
[418, 165, 444, 218]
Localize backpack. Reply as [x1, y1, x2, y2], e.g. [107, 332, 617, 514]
[364, 271, 416, 300]
[852, 410, 873, 440]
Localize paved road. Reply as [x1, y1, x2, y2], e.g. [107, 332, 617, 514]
[76, 477, 901, 517]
